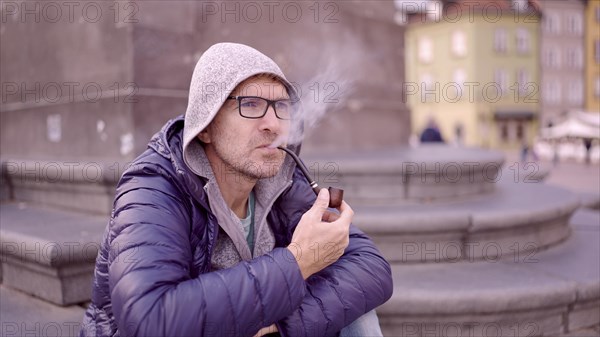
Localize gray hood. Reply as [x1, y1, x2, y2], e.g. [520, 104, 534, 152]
[181, 43, 302, 263]
[182, 42, 299, 175]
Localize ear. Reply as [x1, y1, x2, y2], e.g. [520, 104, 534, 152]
[197, 129, 211, 143]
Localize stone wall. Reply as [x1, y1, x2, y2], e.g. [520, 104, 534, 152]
[1, 1, 409, 164]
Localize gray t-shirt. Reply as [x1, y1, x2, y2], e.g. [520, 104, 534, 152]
[239, 191, 255, 253]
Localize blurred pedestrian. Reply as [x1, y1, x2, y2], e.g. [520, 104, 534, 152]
[420, 118, 444, 143]
[583, 138, 593, 165]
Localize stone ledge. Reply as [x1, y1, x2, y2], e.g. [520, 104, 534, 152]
[380, 307, 566, 337]
[382, 262, 577, 316]
[304, 145, 505, 203]
[0, 203, 105, 305]
[354, 183, 579, 263]
[569, 300, 600, 333]
[570, 209, 600, 232]
[378, 224, 600, 336]
[1, 158, 122, 215]
[2, 257, 95, 306]
[579, 193, 600, 210]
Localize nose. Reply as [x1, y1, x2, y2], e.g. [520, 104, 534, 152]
[259, 104, 282, 133]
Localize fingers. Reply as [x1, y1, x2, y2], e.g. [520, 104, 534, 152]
[321, 200, 352, 224]
[322, 210, 340, 222]
[308, 188, 330, 218]
[335, 200, 354, 224]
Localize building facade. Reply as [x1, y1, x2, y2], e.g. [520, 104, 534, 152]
[585, 0, 600, 112]
[404, 0, 541, 149]
[539, 0, 585, 128]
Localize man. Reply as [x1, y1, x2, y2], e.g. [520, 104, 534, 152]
[80, 43, 393, 337]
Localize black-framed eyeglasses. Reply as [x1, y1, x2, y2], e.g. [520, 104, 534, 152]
[227, 96, 296, 120]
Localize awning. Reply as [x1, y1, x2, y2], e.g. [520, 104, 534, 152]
[541, 118, 600, 140]
[494, 111, 536, 120]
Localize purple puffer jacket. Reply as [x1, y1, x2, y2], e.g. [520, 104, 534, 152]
[80, 115, 393, 337]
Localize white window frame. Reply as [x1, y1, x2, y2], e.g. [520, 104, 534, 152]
[552, 48, 562, 68]
[453, 68, 467, 98]
[543, 81, 562, 104]
[566, 13, 583, 35]
[516, 28, 530, 54]
[494, 28, 508, 53]
[512, 0, 528, 13]
[567, 80, 583, 105]
[418, 37, 434, 64]
[494, 68, 509, 96]
[452, 30, 467, 57]
[517, 69, 529, 96]
[543, 13, 560, 34]
[566, 48, 583, 69]
[420, 73, 437, 102]
[542, 48, 551, 67]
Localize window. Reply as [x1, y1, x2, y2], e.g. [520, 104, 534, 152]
[544, 81, 561, 104]
[595, 76, 600, 98]
[567, 80, 583, 104]
[494, 28, 508, 53]
[542, 48, 551, 67]
[452, 30, 467, 57]
[595, 39, 600, 64]
[516, 69, 529, 96]
[596, 6, 600, 23]
[516, 28, 530, 54]
[512, 0, 527, 12]
[566, 13, 583, 35]
[418, 37, 433, 63]
[453, 68, 466, 97]
[494, 68, 509, 96]
[543, 13, 560, 34]
[543, 48, 563, 68]
[543, 48, 562, 68]
[566, 48, 583, 69]
[420, 73, 437, 102]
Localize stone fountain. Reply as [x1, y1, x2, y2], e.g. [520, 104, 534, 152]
[306, 144, 599, 336]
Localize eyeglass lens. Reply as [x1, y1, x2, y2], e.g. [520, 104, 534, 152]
[239, 97, 292, 119]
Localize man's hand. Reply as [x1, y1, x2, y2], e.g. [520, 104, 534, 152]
[287, 188, 353, 280]
[253, 324, 278, 337]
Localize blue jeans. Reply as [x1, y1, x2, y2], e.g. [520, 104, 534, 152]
[339, 310, 383, 337]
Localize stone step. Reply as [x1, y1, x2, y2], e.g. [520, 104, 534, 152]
[578, 192, 600, 210]
[0, 202, 106, 306]
[353, 181, 580, 263]
[304, 145, 506, 205]
[0, 285, 85, 336]
[378, 208, 600, 337]
[0, 159, 121, 215]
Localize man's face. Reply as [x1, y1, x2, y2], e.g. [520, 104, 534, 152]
[199, 77, 291, 181]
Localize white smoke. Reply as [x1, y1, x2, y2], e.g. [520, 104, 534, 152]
[270, 34, 363, 148]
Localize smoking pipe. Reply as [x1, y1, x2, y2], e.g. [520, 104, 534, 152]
[277, 146, 344, 208]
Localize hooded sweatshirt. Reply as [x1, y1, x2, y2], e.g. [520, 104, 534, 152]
[80, 43, 393, 337]
[182, 43, 300, 269]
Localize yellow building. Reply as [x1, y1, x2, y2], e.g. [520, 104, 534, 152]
[585, 0, 600, 112]
[404, 0, 541, 149]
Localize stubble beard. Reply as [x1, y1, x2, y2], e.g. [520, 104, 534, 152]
[213, 136, 285, 181]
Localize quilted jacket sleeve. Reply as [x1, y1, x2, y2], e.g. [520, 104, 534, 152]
[107, 160, 306, 337]
[273, 169, 394, 337]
